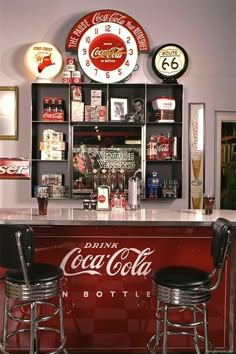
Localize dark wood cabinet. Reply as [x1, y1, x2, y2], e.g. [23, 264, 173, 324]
[31, 83, 183, 200]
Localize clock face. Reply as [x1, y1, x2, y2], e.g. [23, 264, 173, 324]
[78, 22, 138, 83]
[152, 43, 188, 82]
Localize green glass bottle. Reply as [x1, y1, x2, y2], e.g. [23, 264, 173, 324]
[80, 144, 93, 177]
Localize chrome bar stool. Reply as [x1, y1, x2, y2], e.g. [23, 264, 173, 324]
[147, 217, 232, 354]
[0, 224, 67, 354]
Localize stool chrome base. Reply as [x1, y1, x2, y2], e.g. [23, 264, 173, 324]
[147, 218, 232, 354]
[1, 280, 67, 354]
[147, 299, 211, 354]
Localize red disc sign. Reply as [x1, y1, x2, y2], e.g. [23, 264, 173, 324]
[98, 195, 106, 203]
[89, 34, 127, 71]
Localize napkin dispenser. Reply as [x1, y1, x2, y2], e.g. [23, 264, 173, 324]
[97, 185, 110, 210]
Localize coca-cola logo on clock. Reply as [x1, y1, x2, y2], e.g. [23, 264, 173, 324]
[65, 9, 150, 83]
[89, 34, 127, 70]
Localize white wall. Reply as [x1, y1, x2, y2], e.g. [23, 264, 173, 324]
[0, 0, 235, 208]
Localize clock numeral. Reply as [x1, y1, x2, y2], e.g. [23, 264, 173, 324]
[86, 60, 90, 67]
[94, 68, 98, 75]
[118, 28, 121, 35]
[95, 27, 99, 35]
[83, 48, 87, 55]
[85, 36, 91, 44]
[125, 60, 130, 67]
[126, 36, 131, 44]
[105, 24, 111, 32]
[129, 49, 133, 55]
[118, 69, 122, 75]
[106, 72, 110, 79]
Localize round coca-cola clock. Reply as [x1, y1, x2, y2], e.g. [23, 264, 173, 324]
[78, 22, 138, 83]
[65, 10, 150, 83]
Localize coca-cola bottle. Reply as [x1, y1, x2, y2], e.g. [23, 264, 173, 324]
[156, 136, 162, 160]
[51, 98, 56, 112]
[80, 144, 93, 177]
[57, 99, 64, 112]
[92, 168, 98, 194]
[118, 169, 125, 193]
[43, 98, 50, 111]
[166, 130, 172, 160]
[110, 168, 117, 193]
[101, 169, 108, 185]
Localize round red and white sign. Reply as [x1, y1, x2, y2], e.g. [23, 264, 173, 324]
[78, 22, 138, 83]
[98, 195, 106, 203]
[89, 34, 127, 71]
[25, 42, 63, 80]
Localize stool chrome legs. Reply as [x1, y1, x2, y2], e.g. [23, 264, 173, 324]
[1, 295, 67, 354]
[203, 303, 209, 354]
[162, 304, 168, 354]
[193, 306, 201, 354]
[147, 299, 210, 354]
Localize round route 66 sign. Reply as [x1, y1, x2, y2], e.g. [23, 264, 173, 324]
[152, 43, 188, 83]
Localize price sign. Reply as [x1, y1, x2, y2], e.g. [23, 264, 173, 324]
[152, 43, 188, 83]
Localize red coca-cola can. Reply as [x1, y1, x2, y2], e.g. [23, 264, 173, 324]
[66, 57, 75, 65]
[159, 135, 171, 160]
[62, 71, 72, 83]
[65, 64, 76, 72]
[71, 71, 81, 84]
[99, 106, 107, 122]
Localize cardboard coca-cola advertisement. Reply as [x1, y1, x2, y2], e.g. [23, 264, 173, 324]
[73, 146, 141, 192]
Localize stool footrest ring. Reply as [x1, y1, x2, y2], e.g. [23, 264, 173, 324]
[2, 326, 66, 354]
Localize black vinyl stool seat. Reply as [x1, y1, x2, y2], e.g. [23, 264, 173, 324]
[0, 225, 67, 354]
[147, 217, 232, 354]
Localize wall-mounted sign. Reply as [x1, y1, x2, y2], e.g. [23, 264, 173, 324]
[65, 10, 150, 83]
[0, 86, 18, 140]
[25, 42, 63, 80]
[189, 103, 205, 209]
[152, 43, 188, 83]
[0, 158, 30, 179]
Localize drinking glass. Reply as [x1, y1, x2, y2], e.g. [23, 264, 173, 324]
[203, 193, 215, 215]
[37, 195, 49, 215]
[191, 150, 202, 186]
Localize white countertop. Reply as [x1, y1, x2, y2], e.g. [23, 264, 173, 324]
[0, 208, 236, 226]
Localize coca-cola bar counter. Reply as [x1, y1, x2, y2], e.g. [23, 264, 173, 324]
[0, 207, 235, 353]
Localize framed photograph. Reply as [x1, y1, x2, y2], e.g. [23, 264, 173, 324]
[215, 111, 236, 209]
[0, 86, 18, 140]
[110, 98, 127, 121]
[188, 103, 205, 209]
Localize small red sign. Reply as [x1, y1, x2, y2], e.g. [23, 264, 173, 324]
[98, 195, 106, 203]
[0, 158, 30, 179]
